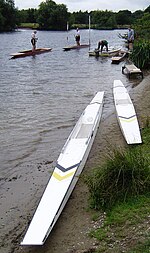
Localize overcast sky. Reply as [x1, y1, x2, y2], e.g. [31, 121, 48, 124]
[14, 0, 149, 12]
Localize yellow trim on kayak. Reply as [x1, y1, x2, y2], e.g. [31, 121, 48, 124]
[53, 170, 75, 181]
[119, 116, 136, 123]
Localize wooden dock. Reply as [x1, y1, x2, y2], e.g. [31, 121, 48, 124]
[122, 63, 143, 78]
[111, 52, 127, 64]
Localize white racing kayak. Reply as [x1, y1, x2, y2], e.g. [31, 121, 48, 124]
[113, 80, 142, 144]
[21, 91, 104, 245]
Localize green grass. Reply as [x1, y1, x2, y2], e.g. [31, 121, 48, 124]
[19, 23, 39, 29]
[85, 122, 150, 253]
[84, 124, 150, 211]
[89, 195, 150, 252]
[127, 239, 150, 253]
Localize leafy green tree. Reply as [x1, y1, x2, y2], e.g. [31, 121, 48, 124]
[105, 15, 117, 29]
[27, 8, 37, 23]
[132, 10, 143, 22]
[135, 12, 150, 39]
[17, 9, 29, 23]
[115, 10, 133, 25]
[37, 0, 68, 30]
[144, 5, 150, 13]
[91, 10, 116, 29]
[0, 0, 17, 31]
[0, 12, 5, 30]
[131, 12, 150, 69]
[71, 10, 89, 24]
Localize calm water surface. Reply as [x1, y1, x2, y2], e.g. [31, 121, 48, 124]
[0, 29, 135, 179]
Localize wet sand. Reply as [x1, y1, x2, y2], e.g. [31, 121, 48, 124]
[0, 72, 150, 253]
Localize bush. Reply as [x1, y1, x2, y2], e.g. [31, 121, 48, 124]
[85, 144, 150, 210]
[130, 39, 150, 69]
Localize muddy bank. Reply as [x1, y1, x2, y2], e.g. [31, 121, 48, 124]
[0, 73, 150, 253]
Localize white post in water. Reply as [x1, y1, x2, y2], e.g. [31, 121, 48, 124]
[89, 15, 91, 50]
[67, 21, 69, 42]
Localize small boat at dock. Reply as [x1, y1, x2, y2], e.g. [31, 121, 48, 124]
[89, 48, 121, 57]
[111, 51, 128, 64]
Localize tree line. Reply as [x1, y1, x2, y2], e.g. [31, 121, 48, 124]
[0, 0, 150, 32]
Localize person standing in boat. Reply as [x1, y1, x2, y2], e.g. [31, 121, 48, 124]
[31, 30, 38, 52]
[127, 27, 134, 50]
[75, 28, 80, 46]
[96, 40, 108, 53]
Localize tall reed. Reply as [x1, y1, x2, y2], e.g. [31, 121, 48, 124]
[130, 39, 150, 69]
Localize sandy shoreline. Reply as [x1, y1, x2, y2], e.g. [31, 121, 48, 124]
[0, 72, 150, 253]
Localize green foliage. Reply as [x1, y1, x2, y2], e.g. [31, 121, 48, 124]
[18, 8, 38, 24]
[71, 10, 89, 25]
[130, 12, 150, 69]
[0, 0, 17, 31]
[132, 10, 143, 22]
[89, 195, 150, 252]
[135, 12, 150, 39]
[91, 10, 117, 29]
[130, 39, 150, 69]
[12, 1, 150, 32]
[85, 127, 150, 211]
[37, 0, 69, 30]
[127, 239, 150, 253]
[144, 5, 150, 13]
[20, 23, 39, 29]
[1, 0, 150, 34]
[115, 10, 133, 25]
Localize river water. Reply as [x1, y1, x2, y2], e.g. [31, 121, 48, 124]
[0, 28, 135, 177]
[0, 28, 143, 253]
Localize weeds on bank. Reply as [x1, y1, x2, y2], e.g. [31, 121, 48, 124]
[85, 145, 150, 210]
[89, 196, 150, 253]
[127, 239, 150, 253]
[84, 122, 150, 252]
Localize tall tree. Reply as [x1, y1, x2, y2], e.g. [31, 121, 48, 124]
[37, 0, 68, 30]
[91, 10, 116, 29]
[115, 10, 133, 25]
[0, 0, 17, 31]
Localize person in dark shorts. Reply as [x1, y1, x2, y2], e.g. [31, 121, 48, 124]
[96, 40, 108, 53]
[75, 28, 80, 46]
[127, 27, 134, 50]
[31, 31, 38, 52]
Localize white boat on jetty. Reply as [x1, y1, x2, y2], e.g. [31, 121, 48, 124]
[21, 91, 104, 245]
[113, 80, 142, 144]
[89, 48, 120, 57]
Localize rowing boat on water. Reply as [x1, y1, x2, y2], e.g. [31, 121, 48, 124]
[113, 80, 142, 144]
[63, 44, 89, 51]
[21, 91, 104, 245]
[10, 48, 52, 59]
[89, 48, 121, 57]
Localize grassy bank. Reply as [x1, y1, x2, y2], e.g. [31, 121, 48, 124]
[18, 23, 130, 30]
[18, 23, 39, 29]
[84, 121, 150, 253]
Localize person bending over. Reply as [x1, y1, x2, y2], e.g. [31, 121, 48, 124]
[96, 40, 108, 53]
